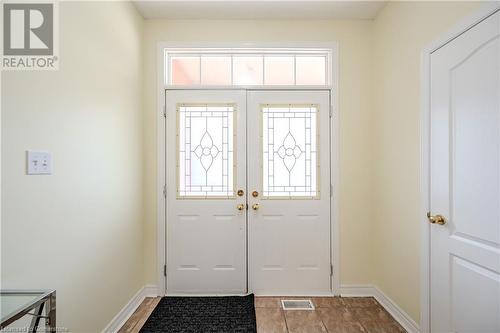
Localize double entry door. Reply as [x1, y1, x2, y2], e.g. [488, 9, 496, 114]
[165, 90, 331, 295]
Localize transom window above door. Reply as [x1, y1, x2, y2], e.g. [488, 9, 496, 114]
[164, 48, 332, 87]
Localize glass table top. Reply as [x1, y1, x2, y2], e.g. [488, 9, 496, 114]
[1, 290, 54, 324]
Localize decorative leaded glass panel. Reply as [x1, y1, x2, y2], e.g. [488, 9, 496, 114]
[178, 104, 235, 198]
[262, 105, 319, 198]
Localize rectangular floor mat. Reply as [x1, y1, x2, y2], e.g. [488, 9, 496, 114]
[140, 294, 256, 333]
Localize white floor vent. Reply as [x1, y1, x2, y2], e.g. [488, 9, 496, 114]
[281, 299, 315, 311]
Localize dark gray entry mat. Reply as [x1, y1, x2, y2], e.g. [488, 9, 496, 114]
[140, 294, 256, 333]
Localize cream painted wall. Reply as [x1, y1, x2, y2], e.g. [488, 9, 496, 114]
[372, 1, 480, 323]
[1, 2, 144, 332]
[142, 20, 376, 287]
[1, 2, 485, 330]
[143, 3, 482, 323]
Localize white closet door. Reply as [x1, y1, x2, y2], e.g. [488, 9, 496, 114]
[430, 11, 500, 332]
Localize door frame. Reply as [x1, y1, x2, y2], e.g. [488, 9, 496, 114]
[420, 4, 500, 332]
[156, 42, 339, 297]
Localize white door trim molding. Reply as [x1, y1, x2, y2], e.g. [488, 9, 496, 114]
[156, 42, 340, 297]
[420, 4, 500, 333]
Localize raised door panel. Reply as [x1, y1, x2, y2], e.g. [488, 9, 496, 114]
[430, 10, 500, 332]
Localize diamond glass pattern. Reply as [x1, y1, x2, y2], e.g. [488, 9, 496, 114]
[262, 105, 318, 198]
[178, 104, 235, 198]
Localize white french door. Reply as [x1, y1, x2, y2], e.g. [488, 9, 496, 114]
[247, 91, 331, 295]
[165, 89, 331, 295]
[429, 10, 500, 332]
[165, 90, 247, 294]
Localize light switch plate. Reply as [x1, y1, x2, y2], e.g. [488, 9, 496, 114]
[27, 151, 52, 175]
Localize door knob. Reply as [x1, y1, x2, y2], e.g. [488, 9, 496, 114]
[252, 203, 260, 210]
[237, 204, 245, 211]
[237, 189, 244, 197]
[252, 191, 259, 198]
[427, 212, 446, 225]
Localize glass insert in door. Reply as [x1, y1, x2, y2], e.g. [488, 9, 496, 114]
[262, 104, 319, 199]
[177, 104, 236, 198]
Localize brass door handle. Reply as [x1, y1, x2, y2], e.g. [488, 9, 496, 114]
[252, 191, 259, 198]
[237, 189, 244, 197]
[427, 212, 446, 225]
[252, 203, 260, 211]
[237, 204, 245, 211]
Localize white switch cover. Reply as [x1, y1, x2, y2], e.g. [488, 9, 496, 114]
[27, 151, 52, 175]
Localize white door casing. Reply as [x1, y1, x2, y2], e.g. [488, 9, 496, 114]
[165, 90, 247, 294]
[430, 10, 500, 332]
[157, 43, 339, 297]
[247, 90, 331, 295]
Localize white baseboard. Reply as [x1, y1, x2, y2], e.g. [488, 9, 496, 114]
[143, 285, 160, 298]
[340, 284, 420, 333]
[339, 284, 375, 297]
[102, 284, 160, 333]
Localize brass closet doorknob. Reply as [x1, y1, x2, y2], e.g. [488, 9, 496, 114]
[237, 204, 245, 211]
[427, 212, 446, 225]
[252, 203, 260, 210]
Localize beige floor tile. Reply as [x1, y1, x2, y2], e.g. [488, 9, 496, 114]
[321, 320, 367, 333]
[118, 298, 153, 333]
[317, 307, 367, 333]
[360, 321, 406, 333]
[279, 296, 311, 300]
[312, 296, 345, 308]
[256, 308, 288, 333]
[284, 310, 327, 333]
[255, 297, 282, 308]
[342, 297, 379, 308]
[350, 305, 395, 323]
[130, 297, 161, 333]
[316, 307, 356, 323]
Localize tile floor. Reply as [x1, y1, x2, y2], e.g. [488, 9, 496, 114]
[118, 296, 406, 333]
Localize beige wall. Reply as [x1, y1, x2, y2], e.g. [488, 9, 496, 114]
[1, 2, 485, 330]
[372, 1, 480, 323]
[1, 2, 144, 332]
[143, 3, 481, 324]
[143, 19, 377, 286]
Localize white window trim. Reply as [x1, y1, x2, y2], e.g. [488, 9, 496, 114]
[155, 42, 339, 298]
[164, 48, 332, 87]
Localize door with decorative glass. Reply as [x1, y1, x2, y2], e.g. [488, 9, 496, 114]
[247, 91, 331, 294]
[165, 89, 331, 294]
[165, 90, 247, 294]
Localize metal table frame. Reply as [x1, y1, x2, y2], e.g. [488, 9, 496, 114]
[1, 290, 56, 333]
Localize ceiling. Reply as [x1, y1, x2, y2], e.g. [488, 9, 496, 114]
[133, 1, 387, 20]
